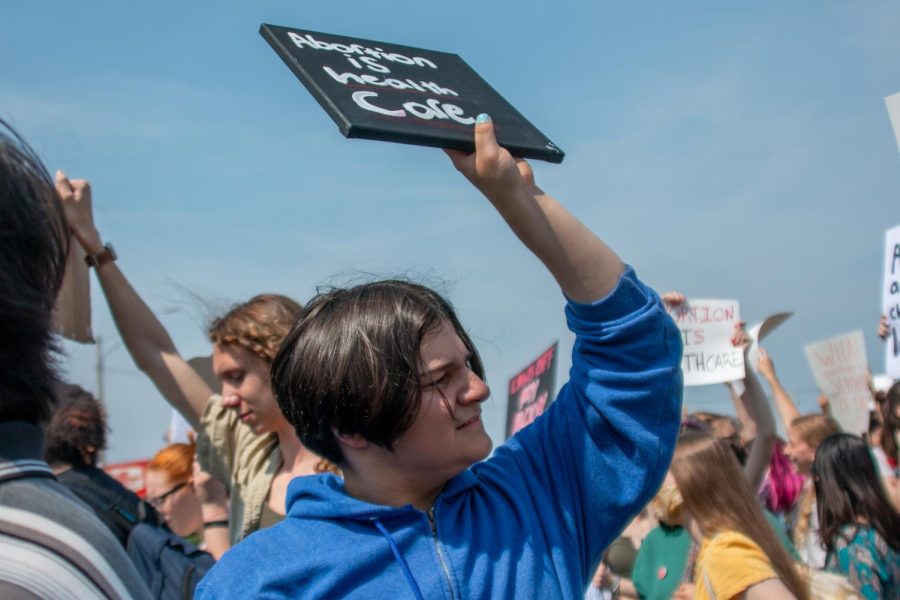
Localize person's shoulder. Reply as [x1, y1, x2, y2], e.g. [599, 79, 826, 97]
[0, 479, 151, 599]
[199, 517, 331, 596]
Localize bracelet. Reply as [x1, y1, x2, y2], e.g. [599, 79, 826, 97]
[203, 520, 228, 530]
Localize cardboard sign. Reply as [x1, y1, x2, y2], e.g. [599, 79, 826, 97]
[666, 299, 744, 386]
[886, 92, 900, 156]
[260, 25, 564, 163]
[883, 225, 900, 379]
[52, 240, 93, 343]
[804, 330, 870, 435]
[506, 342, 558, 438]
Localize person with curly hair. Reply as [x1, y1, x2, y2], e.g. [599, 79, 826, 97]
[44, 384, 159, 546]
[57, 179, 337, 548]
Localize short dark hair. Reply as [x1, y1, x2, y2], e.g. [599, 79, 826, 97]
[44, 385, 108, 467]
[0, 118, 69, 424]
[271, 280, 484, 464]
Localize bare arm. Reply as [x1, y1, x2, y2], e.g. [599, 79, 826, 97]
[193, 459, 230, 559]
[726, 326, 776, 489]
[756, 347, 800, 433]
[55, 173, 213, 426]
[446, 117, 624, 302]
[735, 366, 776, 490]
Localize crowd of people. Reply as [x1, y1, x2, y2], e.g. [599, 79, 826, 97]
[1, 109, 899, 600]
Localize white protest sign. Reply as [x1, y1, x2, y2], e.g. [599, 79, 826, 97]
[886, 92, 900, 156]
[666, 299, 744, 386]
[804, 330, 870, 435]
[884, 225, 900, 379]
[747, 312, 794, 371]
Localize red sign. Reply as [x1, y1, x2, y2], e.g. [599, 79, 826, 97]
[506, 342, 559, 439]
[104, 460, 150, 498]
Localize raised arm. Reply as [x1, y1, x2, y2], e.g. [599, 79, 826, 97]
[55, 173, 213, 427]
[756, 347, 800, 433]
[445, 116, 624, 302]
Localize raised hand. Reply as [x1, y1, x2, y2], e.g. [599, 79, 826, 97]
[54, 171, 103, 254]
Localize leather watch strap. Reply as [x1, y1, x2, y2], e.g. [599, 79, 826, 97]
[84, 243, 117, 268]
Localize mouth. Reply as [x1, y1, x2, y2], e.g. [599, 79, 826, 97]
[239, 411, 253, 423]
[456, 413, 481, 430]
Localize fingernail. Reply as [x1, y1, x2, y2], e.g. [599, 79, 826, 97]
[476, 113, 491, 124]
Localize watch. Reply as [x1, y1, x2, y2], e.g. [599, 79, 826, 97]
[84, 243, 117, 268]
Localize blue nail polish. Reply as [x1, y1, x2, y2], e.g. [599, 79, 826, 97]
[476, 113, 491, 124]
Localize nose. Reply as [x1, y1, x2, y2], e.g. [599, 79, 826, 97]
[220, 384, 241, 408]
[461, 370, 490, 405]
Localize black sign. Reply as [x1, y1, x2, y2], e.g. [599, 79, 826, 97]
[506, 342, 559, 438]
[260, 24, 565, 163]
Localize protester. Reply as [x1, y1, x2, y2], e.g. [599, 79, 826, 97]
[0, 118, 151, 599]
[670, 432, 809, 600]
[194, 115, 683, 598]
[757, 347, 842, 568]
[56, 179, 337, 545]
[813, 433, 900, 599]
[145, 442, 229, 559]
[758, 437, 805, 523]
[631, 316, 790, 600]
[44, 384, 160, 546]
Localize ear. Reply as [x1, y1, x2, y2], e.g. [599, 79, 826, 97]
[332, 429, 370, 451]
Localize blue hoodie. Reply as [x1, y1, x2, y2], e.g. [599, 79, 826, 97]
[196, 268, 683, 599]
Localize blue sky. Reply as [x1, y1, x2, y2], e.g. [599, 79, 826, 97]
[3, 3, 899, 462]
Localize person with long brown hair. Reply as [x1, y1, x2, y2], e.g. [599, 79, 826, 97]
[671, 432, 809, 600]
[55, 177, 336, 548]
[813, 433, 900, 599]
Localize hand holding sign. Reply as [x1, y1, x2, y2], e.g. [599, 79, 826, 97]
[666, 298, 745, 386]
[261, 25, 564, 162]
[445, 115, 537, 205]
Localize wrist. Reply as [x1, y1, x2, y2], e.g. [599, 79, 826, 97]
[76, 230, 104, 256]
[201, 506, 228, 520]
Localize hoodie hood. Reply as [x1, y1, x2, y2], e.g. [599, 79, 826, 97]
[286, 469, 480, 521]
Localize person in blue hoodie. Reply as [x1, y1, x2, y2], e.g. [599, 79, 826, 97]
[196, 114, 683, 599]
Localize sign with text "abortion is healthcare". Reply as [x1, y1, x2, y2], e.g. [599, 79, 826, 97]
[506, 343, 559, 439]
[260, 25, 564, 163]
[666, 299, 744, 386]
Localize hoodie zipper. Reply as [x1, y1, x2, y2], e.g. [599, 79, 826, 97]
[426, 509, 457, 600]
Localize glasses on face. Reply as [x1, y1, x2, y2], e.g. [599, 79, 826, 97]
[147, 481, 188, 508]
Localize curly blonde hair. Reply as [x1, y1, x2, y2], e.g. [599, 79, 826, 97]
[207, 294, 301, 362]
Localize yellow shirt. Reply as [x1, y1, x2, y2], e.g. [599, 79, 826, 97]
[694, 531, 779, 600]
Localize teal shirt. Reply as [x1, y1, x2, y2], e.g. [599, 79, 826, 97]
[632, 512, 799, 600]
[826, 526, 900, 600]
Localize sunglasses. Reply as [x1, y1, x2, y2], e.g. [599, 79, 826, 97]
[147, 481, 189, 508]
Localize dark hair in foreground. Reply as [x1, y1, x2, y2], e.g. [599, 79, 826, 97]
[0, 118, 69, 424]
[671, 432, 809, 600]
[271, 280, 484, 464]
[44, 385, 108, 467]
[813, 433, 900, 554]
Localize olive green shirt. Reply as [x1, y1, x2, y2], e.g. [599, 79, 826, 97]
[196, 395, 282, 544]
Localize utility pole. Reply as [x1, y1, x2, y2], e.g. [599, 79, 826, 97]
[95, 335, 104, 404]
